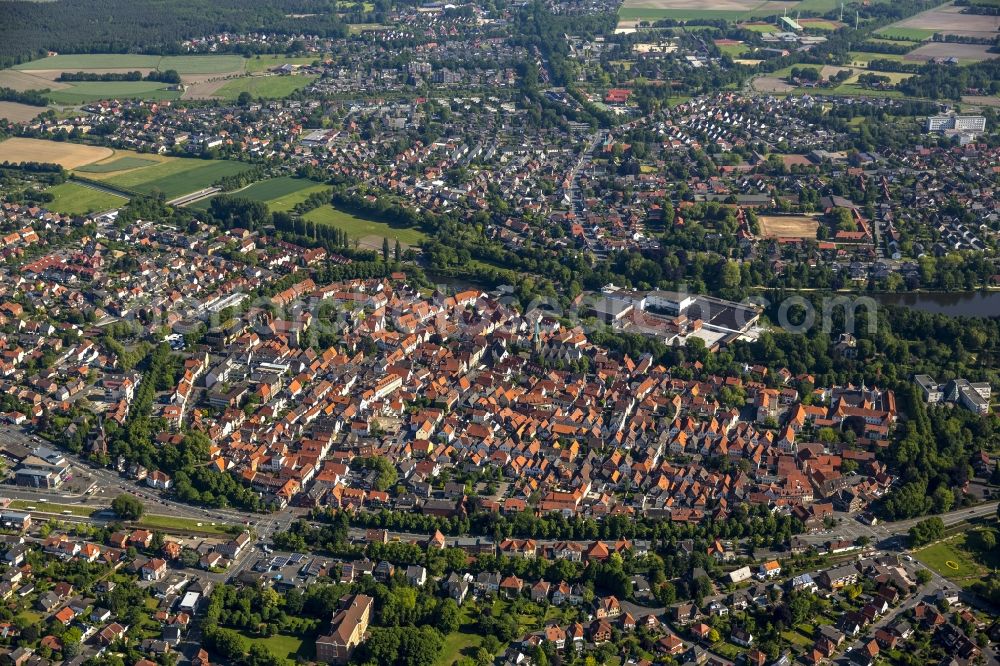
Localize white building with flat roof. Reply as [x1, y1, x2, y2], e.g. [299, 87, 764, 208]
[926, 114, 986, 134]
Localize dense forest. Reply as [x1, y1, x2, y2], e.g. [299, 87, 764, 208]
[0, 0, 348, 69]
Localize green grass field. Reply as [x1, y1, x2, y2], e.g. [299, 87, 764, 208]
[238, 631, 309, 660]
[76, 156, 159, 173]
[618, 0, 895, 23]
[192, 176, 327, 211]
[793, 84, 906, 98]
[228, 175, 322, 202]
[136, 513, 233, 536]
[46, 81, 181, 104]
[44, 181, 127, 214]
[619, 7, 748, 20]
[98, 159, 251, 199]
[741, 22, 777, 33]
[848, 52, 908, 66]
[9, 499, 98, 517]
[868, 37, 918, 45]
[435, 630, 483, 666]
[717, 43, 750, 57]
[245, 54, 321, 73]
[267, 183, 331, 212]
[798, 19, 842, 30]
[156, 55, 246, 74]
[914, 531, 1000, 588]
[875, 27, 935, 41]
[304, 204, 427, 248]
[215, 75, 316, 100]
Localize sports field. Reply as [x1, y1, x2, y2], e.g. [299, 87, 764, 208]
[45, 181, 127, 215]
[214, 75, 317, 100]
[92, 158, 252, 199]
[0, 138, 112, 168]
[797, 18, 844, 30]
[758, 215, 819, 238]
[304, 204, 427, 249]
[715, 41, 750, 57]
[192, 176, 328, 211]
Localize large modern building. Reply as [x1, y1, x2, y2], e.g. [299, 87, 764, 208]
[926, 114, 986, 134]
[315, 594, 374, 664]
[915, 374, 990, 414]
[0, 510, 31, 532]
[14, 447, 70, 489]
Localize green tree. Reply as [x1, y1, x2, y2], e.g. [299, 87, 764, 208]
[909, 517, 945, 547]
[111, 494, 144, 521]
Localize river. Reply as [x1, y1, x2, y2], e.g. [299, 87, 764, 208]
[874, 291, 1000, 318]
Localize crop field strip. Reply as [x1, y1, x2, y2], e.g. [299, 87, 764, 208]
[94, 159, 253, 199]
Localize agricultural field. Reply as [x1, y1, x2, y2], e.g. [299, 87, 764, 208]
[0, 101, 44, 122]
[76, 155, 160, 173]
[13, 54, 163, 70]
[0, 69, 69, 92]
[90, 158, 252, 199]
[617, 0, 798, 25]
[191, 176, 327, 211]
[214, 75, 317, 100]
[45, 81, 182, 104]
[44, 181, 127, 215]
[914, 531, 1000, 589]
[156, 55, 246, 74]
[304, 204, 428, 249]
[874, 27, 936, 41]
[0, 138, 112, 168]
[758, 215, 819, 239]
[847, 52, 908, 66]
[878, 2, 1000, 40]
[13, 53, 245, 75]
[905, 42, 999, 64]
[618, 0, 895, 25]
[5, 53, 249, 105]
[802, 84, 906, 98]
